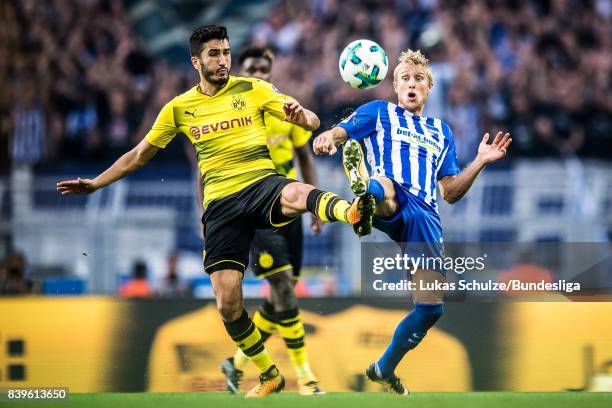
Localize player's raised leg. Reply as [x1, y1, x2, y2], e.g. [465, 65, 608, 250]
[278, 182, 374, 235]
[342, 139, 398, 222]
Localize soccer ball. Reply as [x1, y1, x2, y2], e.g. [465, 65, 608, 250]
[339, 39, 388, 89]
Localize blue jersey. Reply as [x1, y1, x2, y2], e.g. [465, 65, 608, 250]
[338, 100, 460, 212]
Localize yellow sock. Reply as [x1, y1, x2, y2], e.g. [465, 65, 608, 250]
[248, 347, 274, 373]
[233, 308, 277, 370]
[277, 308, 316, 382]
[224, 310, 275, 373]
[252, 308, 278, 335]
[313, 191, 350, 223]
[332, 199, 351, 223]
[232, 349, 250, 371]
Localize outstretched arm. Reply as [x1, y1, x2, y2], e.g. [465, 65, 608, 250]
[312, 126, 348, 155]
[283, 100, 320, 131]
[439, 131, 512, 204]
[57, 138, 160, 195]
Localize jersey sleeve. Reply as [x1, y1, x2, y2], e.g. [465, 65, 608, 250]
[437, 122, 461, 180]
[289, 123, 312, 148]
[145, 100, 179, 148]
[337, 100, 381, 142]
[256, 80, 287, 121]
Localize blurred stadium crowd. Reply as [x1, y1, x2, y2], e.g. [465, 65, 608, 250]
[1, 0, 611, 171]
[0, 250, 30, 295]
[0, 248, 193, 297]
[0, 0, 610, 297]
[0, 0, 184, 169]
[1, 0, 610, 171]
[252, 0, 612, 160]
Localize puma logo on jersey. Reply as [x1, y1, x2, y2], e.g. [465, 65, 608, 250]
[185, 109, 198, 118]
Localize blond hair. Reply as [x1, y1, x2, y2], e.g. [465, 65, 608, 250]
[393, 49, 433, 85]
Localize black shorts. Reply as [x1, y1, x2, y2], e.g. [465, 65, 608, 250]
[250, 217, 304, 279]
[202, 174, 297, 274]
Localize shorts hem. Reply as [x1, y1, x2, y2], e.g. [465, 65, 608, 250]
[256, 264, 293, 279]
[373, 207, 403, 225]
[268, 180, 299, 228]
[205, 259, 246, 274]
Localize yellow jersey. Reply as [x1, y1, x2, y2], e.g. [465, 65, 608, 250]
[263, 112, 311, 179]
[145, 76, 288, 207]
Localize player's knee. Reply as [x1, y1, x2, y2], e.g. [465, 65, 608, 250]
[217, 301, 242, 321]
[373, 177, 395, 201]
[268, 272, 297, 310]
[281, 183, 313, 217]
[282, 183, 312, 205]
[374, 177, 394, 195]
[414, 302, 444, 328]
[373, 177, 399, 217]
[216, 292, 243, 321]
[210, 270, 243, 320]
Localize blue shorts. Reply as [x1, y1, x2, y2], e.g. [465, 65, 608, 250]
[373, 179, 445, 270]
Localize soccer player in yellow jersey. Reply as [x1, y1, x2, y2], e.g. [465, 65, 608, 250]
[220, 46, 324, 396]
[57, 25, 374, 397]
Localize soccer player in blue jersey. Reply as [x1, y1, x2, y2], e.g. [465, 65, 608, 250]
[313, 50, 512, 395]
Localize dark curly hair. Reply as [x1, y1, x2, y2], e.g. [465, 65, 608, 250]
[237, 46, 275, 66]
[189, 25, 229, 57]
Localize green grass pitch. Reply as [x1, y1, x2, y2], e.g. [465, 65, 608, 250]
[7, 392, 612, 408]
